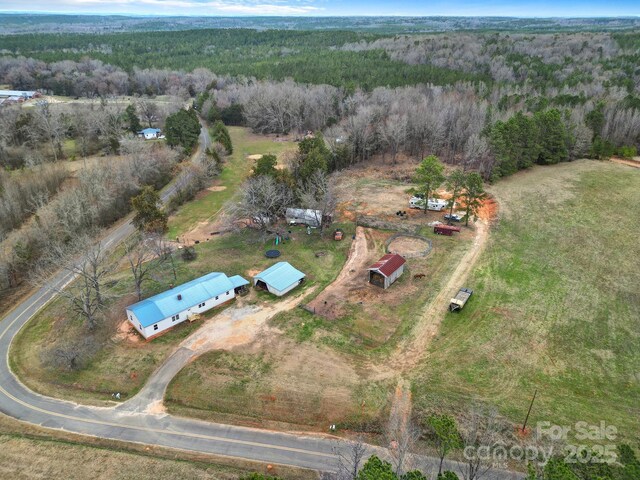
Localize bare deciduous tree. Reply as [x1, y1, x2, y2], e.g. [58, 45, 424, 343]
[232, 175, 294, 231]
[297, 170, 337, 236]
[36, 240, 114, 330]
[124, 234, 157, 301]
[333, 436, 369, 480]
[457, 406, 500, 480]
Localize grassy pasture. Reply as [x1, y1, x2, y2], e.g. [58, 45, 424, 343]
[167, 127, 296, 238]
[412, 160, 640, 444]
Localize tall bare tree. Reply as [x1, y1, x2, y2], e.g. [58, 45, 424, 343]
[297, 170, 336, 236]
[32, 102, 65, 161]
[458, 406, 499, 480]
[233, 175, 293, 231]
[333, 436, 369, 480]
[36, 240, 114, 330]
[124, 234, 157, 301]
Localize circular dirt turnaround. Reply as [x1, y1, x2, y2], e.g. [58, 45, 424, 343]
[386, 234, 432, 258]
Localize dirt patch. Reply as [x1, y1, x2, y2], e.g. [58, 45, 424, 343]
[207, 186, 227, 192]
[610, 156, 640, 168]
[246, 154, 263, 160]
[387, 236, 431, 257]
[307, 226, 380, 319]
[478, 195, 499, 222]
[114, 320, 141, 344]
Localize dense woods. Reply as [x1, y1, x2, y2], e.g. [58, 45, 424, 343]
[1, 28, 637, 180]
[1, 27, 639, 290]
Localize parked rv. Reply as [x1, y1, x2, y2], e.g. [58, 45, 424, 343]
[409, 197, 449, 211]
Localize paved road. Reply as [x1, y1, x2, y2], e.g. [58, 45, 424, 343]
[0, 122, 522, 478]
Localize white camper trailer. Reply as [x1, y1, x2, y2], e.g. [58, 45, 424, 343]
[409, 197, 449, 211]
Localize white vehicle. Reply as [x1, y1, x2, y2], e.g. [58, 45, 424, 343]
[409, 197, 449, 211]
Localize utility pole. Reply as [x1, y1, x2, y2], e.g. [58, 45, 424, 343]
[521, 389, 537, 433]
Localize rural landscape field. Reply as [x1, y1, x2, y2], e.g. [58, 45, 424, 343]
[0, 5, 639, 480]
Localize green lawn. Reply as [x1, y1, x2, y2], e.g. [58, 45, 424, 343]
[167, 127, 296, 238]
[412, 160, 640, 444]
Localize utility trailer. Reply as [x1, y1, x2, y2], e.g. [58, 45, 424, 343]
[449, 288, 473, 312]
[434, 224, 461, 236]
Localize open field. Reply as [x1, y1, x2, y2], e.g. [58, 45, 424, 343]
[167, 127, 296, 239]
[411, 160, 640, 444]
[0, 413, 315, 480]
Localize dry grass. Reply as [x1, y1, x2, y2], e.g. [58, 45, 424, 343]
[0, 413, 317, 480]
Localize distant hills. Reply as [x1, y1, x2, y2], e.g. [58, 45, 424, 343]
[1, 13, 639, 35]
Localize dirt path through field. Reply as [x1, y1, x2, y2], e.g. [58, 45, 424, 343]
[610, 156, 640, 168]
[306, 226, 376, 317]
[388, 219, 489, 371]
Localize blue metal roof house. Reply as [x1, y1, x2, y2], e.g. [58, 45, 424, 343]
[138, 128, 162, 140]
[253, 262, 305, 297]
[126, 272, 249, 339]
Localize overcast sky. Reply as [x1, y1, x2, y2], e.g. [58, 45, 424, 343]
[0, 0, 638, 17]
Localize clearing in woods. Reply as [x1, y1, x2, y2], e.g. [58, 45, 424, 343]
[411, 160, 640, 445]
[166, 127, 296, 239]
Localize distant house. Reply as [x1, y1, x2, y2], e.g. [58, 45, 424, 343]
[253, 262, 305, 297]
[125, 272, 249, 340]
[368, 253, 406, 289]
[138, 128, 162, 140]
[0, 90, 39, 102]
[286, 207, 330, 228]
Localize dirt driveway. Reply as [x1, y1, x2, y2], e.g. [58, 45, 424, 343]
[116, 288, 314, 415]
[306, 226, 377, 319]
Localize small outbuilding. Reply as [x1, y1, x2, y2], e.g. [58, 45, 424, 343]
[368, 253, 406, 289]
[138, 128, 162, 140]
[286, 207, 330, 228]
[126, 272, 249, 340]
[253, 262, 305, 296]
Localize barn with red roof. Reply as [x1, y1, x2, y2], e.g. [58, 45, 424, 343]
[367, 253, 406, 289]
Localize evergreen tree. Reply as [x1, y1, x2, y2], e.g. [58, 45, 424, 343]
[414, 155, 445, 214]
[124, 104, 142, 133]
[131, 186, 167, 233]
[211, 120, 233, 154]
[445, 169, 466, 225]
[165, 108, 201, 155]
[461, 172, 487, 226]
[252, 154, 278, 177]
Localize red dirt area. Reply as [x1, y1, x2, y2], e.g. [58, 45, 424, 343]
[478, 195, 499, 222]
[114, 320, 141, 344]
[610, 156, 640, 168]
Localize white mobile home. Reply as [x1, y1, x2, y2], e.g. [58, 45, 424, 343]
[126, 272, 249, 339]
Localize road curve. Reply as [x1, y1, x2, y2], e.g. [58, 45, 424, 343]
[0, 123, 522, 478]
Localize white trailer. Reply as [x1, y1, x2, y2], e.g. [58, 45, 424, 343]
[409, 197, 449, 211]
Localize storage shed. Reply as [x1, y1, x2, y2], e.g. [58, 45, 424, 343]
[126, 272, 249, 340]
[285, 208, 322, 227]
[253, 262, 305, 296]
[368, 253, 406, 289]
